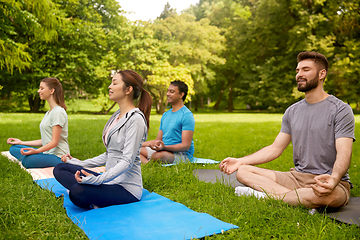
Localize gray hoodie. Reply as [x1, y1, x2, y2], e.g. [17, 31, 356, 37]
[66, 108, 147, 200]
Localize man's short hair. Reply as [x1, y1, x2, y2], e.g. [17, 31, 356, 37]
[171, 80, 188, 101]
[297, 51, 329, 76]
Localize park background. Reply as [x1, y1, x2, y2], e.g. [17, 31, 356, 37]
[1, 0, 360, 239]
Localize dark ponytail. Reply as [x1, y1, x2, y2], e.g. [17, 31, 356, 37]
[138, 88, 152, 128]
[118, 70, 152, 129]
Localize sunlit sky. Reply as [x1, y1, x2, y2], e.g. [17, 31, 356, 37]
[117, 0, 200, 21]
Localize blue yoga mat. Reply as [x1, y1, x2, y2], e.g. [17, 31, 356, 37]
[163, 157, 220, 166]
[36, 178, 238, 240]
[193, 157, 220, 164]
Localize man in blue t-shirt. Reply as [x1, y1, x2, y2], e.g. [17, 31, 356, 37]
[140, 80, 195, 164]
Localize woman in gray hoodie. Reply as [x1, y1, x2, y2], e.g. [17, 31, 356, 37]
[53, 70, 152, 209]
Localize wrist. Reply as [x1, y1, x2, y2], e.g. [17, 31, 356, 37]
[236, 158, 245, 166]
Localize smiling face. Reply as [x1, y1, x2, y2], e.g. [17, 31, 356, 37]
[37, 81, 54, 100]
[296, 59, 323, 93]
[166, 84, 184, 105]
[108, 73, 127, 102]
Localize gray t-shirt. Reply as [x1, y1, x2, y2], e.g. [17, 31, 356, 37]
[40, 105, 70, 158]
[281, 95, 355, 182]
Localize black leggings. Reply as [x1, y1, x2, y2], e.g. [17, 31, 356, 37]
[53, 163, 139, 209]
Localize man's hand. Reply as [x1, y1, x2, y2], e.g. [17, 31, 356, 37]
[20, 148, 38, 155]
[219, 157, 241, 175]
[75, 170, 92, 183]
[61, 153, 73, 163]
[311, 174, 338, 197]
[152, 140, 165, 151]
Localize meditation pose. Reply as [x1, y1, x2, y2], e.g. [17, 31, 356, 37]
[220, 51, 355, 209]
[7, 77, 70, 168]
[140, 80, 195, 164]
[53, 70, 152, 208]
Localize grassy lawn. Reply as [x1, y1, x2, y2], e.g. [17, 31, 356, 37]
[0, 112, 359, 239]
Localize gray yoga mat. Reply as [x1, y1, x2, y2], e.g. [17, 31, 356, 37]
[193, 169, 360, 226]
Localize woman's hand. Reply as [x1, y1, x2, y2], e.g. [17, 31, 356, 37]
[61, 153, 73, 163]
[75, 170, 92, 183]
[20, 148, 38, 155]
[7, 138, 22, 145]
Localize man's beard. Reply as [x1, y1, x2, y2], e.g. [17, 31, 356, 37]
[297, 75, 319, 92]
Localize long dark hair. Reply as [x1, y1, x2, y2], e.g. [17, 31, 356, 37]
[117, 70, 152, 128]
[41, 77, 67, 110]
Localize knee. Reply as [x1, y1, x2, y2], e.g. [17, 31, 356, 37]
[70, 184, 85, 196]
[69, 185, 90, 208]
[9, 145, 17, 153]
[236, 165, 252, 182]
[151, 151, 165, 160]
[9, 145, 21, 160]
[309, 192, 346, 208]
[140, 147, 147, 157]
[53, 163, 67, 177]
[21, 157, 31, 168]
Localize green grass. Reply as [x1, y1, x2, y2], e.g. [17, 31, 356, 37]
[0, 112, 360, 239]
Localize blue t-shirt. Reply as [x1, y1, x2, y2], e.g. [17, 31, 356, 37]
[160, 106, 195, 158]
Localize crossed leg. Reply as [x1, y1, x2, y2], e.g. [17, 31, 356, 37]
[236, 165, 348, 208]
[139, 146, 175, 164]
[150, 151, 175, 164]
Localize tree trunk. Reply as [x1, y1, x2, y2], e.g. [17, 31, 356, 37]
[159, 96, 168, 114]
[194, 96, 199, 111]
[148, 88, 160, 114]
[228, 87, 233, 112]
[227, 80, 234, 112]
[104, 102, 117, 115]
[158, 90, 167, 114]
[214, 88, 224, 110]
[28, 95, 41, 113]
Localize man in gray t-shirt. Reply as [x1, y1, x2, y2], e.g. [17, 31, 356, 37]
[220, 51, 355, 209]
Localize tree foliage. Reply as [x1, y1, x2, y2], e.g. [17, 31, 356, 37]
[152, 13, 226, 111]
[187, 0, 360, 111]
[1, 0, 359, 113]
[1, 0, 127, 112]
[0, 0, 63, 73]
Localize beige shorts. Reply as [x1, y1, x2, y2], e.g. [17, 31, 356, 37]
[274, 168, 351, 206]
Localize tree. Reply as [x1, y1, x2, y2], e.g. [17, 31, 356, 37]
[0, 0, 128, 112]
[158, 2, 176, 19]
[0, 0, 63, 73]
[147, 62, 194, 113]
[111, 21, 174, 113]
[152, 13, 226, 111]
[192, 0, 347, 111]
